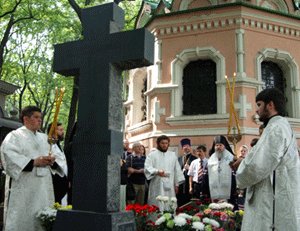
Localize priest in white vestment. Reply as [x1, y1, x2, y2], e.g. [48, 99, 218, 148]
[207, 135, 235, 202]
[144, 135, 184, 211]
[236, 88, 300, 231]
[1, 106, 64, 231]
[47, 122, 69, 205]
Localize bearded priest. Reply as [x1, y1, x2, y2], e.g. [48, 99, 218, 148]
[144, 135, 185, 211]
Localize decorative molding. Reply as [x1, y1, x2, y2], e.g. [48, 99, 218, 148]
[235, 94, 252, 119]
[165, 114, 229, 126]
[144, 84, 178, 96]
[123, 99, 134, 107]
[153, 13, 300, 40]
[153, 98, 165, 124]
[235, 29, 246, 78]
[170, 46, 226, 117]
[127, 122, 300, 140]
[258, 0, 289, 13]
[126, 121, 153, 135]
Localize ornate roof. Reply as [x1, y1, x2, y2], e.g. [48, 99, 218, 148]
[143, 0, 172, 9]
[137, 0, 300, 28]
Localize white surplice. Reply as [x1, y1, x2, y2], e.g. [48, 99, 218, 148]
[236, 116, 300, 231]
[51, 144, 68, 176]
[207, 149, 233, 200]
[1, 126, 64, 231]
[144, 149, 184, 210]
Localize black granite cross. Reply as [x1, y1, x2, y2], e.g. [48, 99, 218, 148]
[52, 3, 154, 231]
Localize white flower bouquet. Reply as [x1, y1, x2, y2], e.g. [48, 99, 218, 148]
[36, 203, 72, 231]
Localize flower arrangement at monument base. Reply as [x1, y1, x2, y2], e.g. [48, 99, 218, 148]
[126, 196, 243, 231]
[125, 203, 160, 231]
[36, 203, 72, 231]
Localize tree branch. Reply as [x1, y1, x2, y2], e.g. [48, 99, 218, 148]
[68, 0, 82, 22]
[0, 0, 22, 18]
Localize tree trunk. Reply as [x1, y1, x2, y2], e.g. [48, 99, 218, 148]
[64, 74, 79, 146]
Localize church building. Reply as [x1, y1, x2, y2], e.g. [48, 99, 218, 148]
[123, 0, 300, 155]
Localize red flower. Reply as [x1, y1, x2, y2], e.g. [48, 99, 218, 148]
[195, 212, 204, 218]
[213, 211, 221, 217]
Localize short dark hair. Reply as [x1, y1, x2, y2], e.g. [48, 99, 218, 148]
[196, 145, 207, 152]
[256, 88, 286, 116]
[20, 106, 41, 123]
[250, 138, 259, 147]
[47, 122, 62, 134]
[156, 135, 170, 145]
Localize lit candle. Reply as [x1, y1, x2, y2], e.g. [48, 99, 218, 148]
[231, 72, 241, 135]
[232, 72, 236, 100]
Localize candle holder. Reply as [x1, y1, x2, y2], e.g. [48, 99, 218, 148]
[227, 127, 242, 159]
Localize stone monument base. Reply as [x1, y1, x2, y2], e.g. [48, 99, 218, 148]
[53, 210, 136, 231]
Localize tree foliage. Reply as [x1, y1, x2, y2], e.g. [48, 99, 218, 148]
[0, 0, 142, 137]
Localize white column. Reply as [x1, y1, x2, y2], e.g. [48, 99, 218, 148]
[154, 38, 162, 84]
[235, 29, 246, 78]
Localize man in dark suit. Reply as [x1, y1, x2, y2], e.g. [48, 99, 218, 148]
[177, 138, 197, 207]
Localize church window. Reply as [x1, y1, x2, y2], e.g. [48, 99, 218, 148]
[261, 61, 285, 93]
[261, 60, 289, 116]
[257, 48, 300, 118]
[182, 59, 217, 115]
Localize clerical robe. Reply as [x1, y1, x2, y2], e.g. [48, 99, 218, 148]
[144, 149, 184, 210]
[207, 149, 233, 200]
[1, 126, 64, 231]
[236, 116, 300, 231]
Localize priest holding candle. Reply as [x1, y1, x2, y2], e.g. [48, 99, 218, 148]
[1, 106, 65, 231]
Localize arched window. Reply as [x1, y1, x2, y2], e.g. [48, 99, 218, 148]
[261, 61, 285, 92]
[256, 48, 300, 118]
[182, 60, 217, 115]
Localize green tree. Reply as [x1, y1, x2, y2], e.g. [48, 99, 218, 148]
[0, 0, 142, 138]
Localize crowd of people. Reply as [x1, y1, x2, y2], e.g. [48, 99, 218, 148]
[120, 133, 252, 210]
[120, 88, 300, 231]
[0, 88, 300, 231]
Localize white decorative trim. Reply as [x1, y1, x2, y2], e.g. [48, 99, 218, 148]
[153, 98, 165, 124]
[144, 84, 178, 97]
[235, 29, 246, 78]
[154, 38, 162, 84]
[123, 99, 134, 107]
[128, 68, 148, 124]
[170, 46, 226, 117]
[127, 121, 153, 135]
[153, 13, 300, 40]
[166, 114, 229, 126]
[127, 125, 300, 142]
[258, 0, 289, 13]
[235, 94, 252, 119]
[256, 48, 300, 118]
